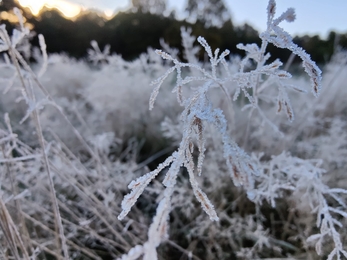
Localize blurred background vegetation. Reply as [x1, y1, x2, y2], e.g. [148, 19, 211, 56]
[1, 0, 347, 64]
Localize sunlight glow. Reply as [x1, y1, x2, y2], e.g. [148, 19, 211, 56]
[18, 0, 81, 18]
[104, 9, 114, 18]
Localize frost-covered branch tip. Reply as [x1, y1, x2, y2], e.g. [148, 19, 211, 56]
[263, 0, 322, 96]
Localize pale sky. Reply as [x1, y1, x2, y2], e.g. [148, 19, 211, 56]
[17, 0, 347, 38]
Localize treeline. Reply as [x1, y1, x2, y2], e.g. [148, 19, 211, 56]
[1, 0, 347, 63]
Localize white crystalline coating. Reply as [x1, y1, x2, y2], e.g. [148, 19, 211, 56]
[193, 185, 219, 221]
[11, 29, 23, 48]
[142, 188, 173, 260]
[0, 26, 9, 52]
[87, 40, 111, 65]
[273, 8, 296, 26]
[162, 156, 180, 188]
[267, 0, 276, 28]
[118, 245, 144, 260]
[149, 66, 176, 110]
[116, 1, 347, 259]
[181, 27, 200, 64]
[120, 176, 158, 221]
[118, 155, 174, 220]
[186, 155, 219, 221]
[218, 49, 230, 62]
[260, 5, 323, 97]
[38, 34, 48, 78]
[249, 152, 347, 259]
[13, 8, 24, 29]
[246, 191, 256, 201]
[197, 36, 213, 58]
[155, 50, 174, 61]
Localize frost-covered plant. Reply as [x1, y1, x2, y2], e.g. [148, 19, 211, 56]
[117, 1, 347, 259]
[0, 8, 70, 258]
[87, 40, 111, 65]
[117, 35, 259, 260]
[234, 0, 321, 133]
[251, 152, 347, 259]
[0, 2, 346, 260]
[297, 117, 347, 168]
[0, 9, 176, 260]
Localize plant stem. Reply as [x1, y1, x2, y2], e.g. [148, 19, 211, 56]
[7, 38, 69, 259]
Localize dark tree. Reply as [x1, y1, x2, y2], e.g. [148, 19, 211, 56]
[185, 0, 231, 27]
[131, 0, 167, 15]
[0, 0, 19, 11]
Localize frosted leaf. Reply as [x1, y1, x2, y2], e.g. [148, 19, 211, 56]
[214, 48, 220, 59]
[188, 167, 219, 221]
[307, 233, 322, 243]
[149, 66, 176, 110]
[236, 43, 259, 53]
[13, 8, 24, 30]
[184, 146, 219, 221]
[328, 207, 347, 218]
[160, 38, 179, 59]
[267, 0, 276, 27]
[118, 155, 174, 220]
[273, 8, 296, 25]
[237, 43, 261, 62]
[276, 98, 282, 113]
[265, 59, 282, 69]
[38, 34, 48, 77]
[233, 87, 241, 101]
[11, 29, 23, 48]
[193, 116, 206, 176]
[155, 50, 174, 61]
[275, 70, 291, 79]
[217, 49, 230, 63]
[226, 157, 243, 186]
[193, 185, 219, 221]
[328, 188, 347, 195]
[267, 0, 276, 16]
[118, 171, 159, 220]
[284, 100, 294, 122]
[162, 154, 180, 188]
[302, 60, 322, 96]
[272, 26, 293, 48]
[261, 14, 323, 97]
[332, 219, 343, 228]
[197, 36, 212, 59]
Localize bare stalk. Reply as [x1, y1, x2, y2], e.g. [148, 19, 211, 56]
[0, 197, 30, 259]
[5, 35, 69, 259]
[1, 144, 32, 254]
